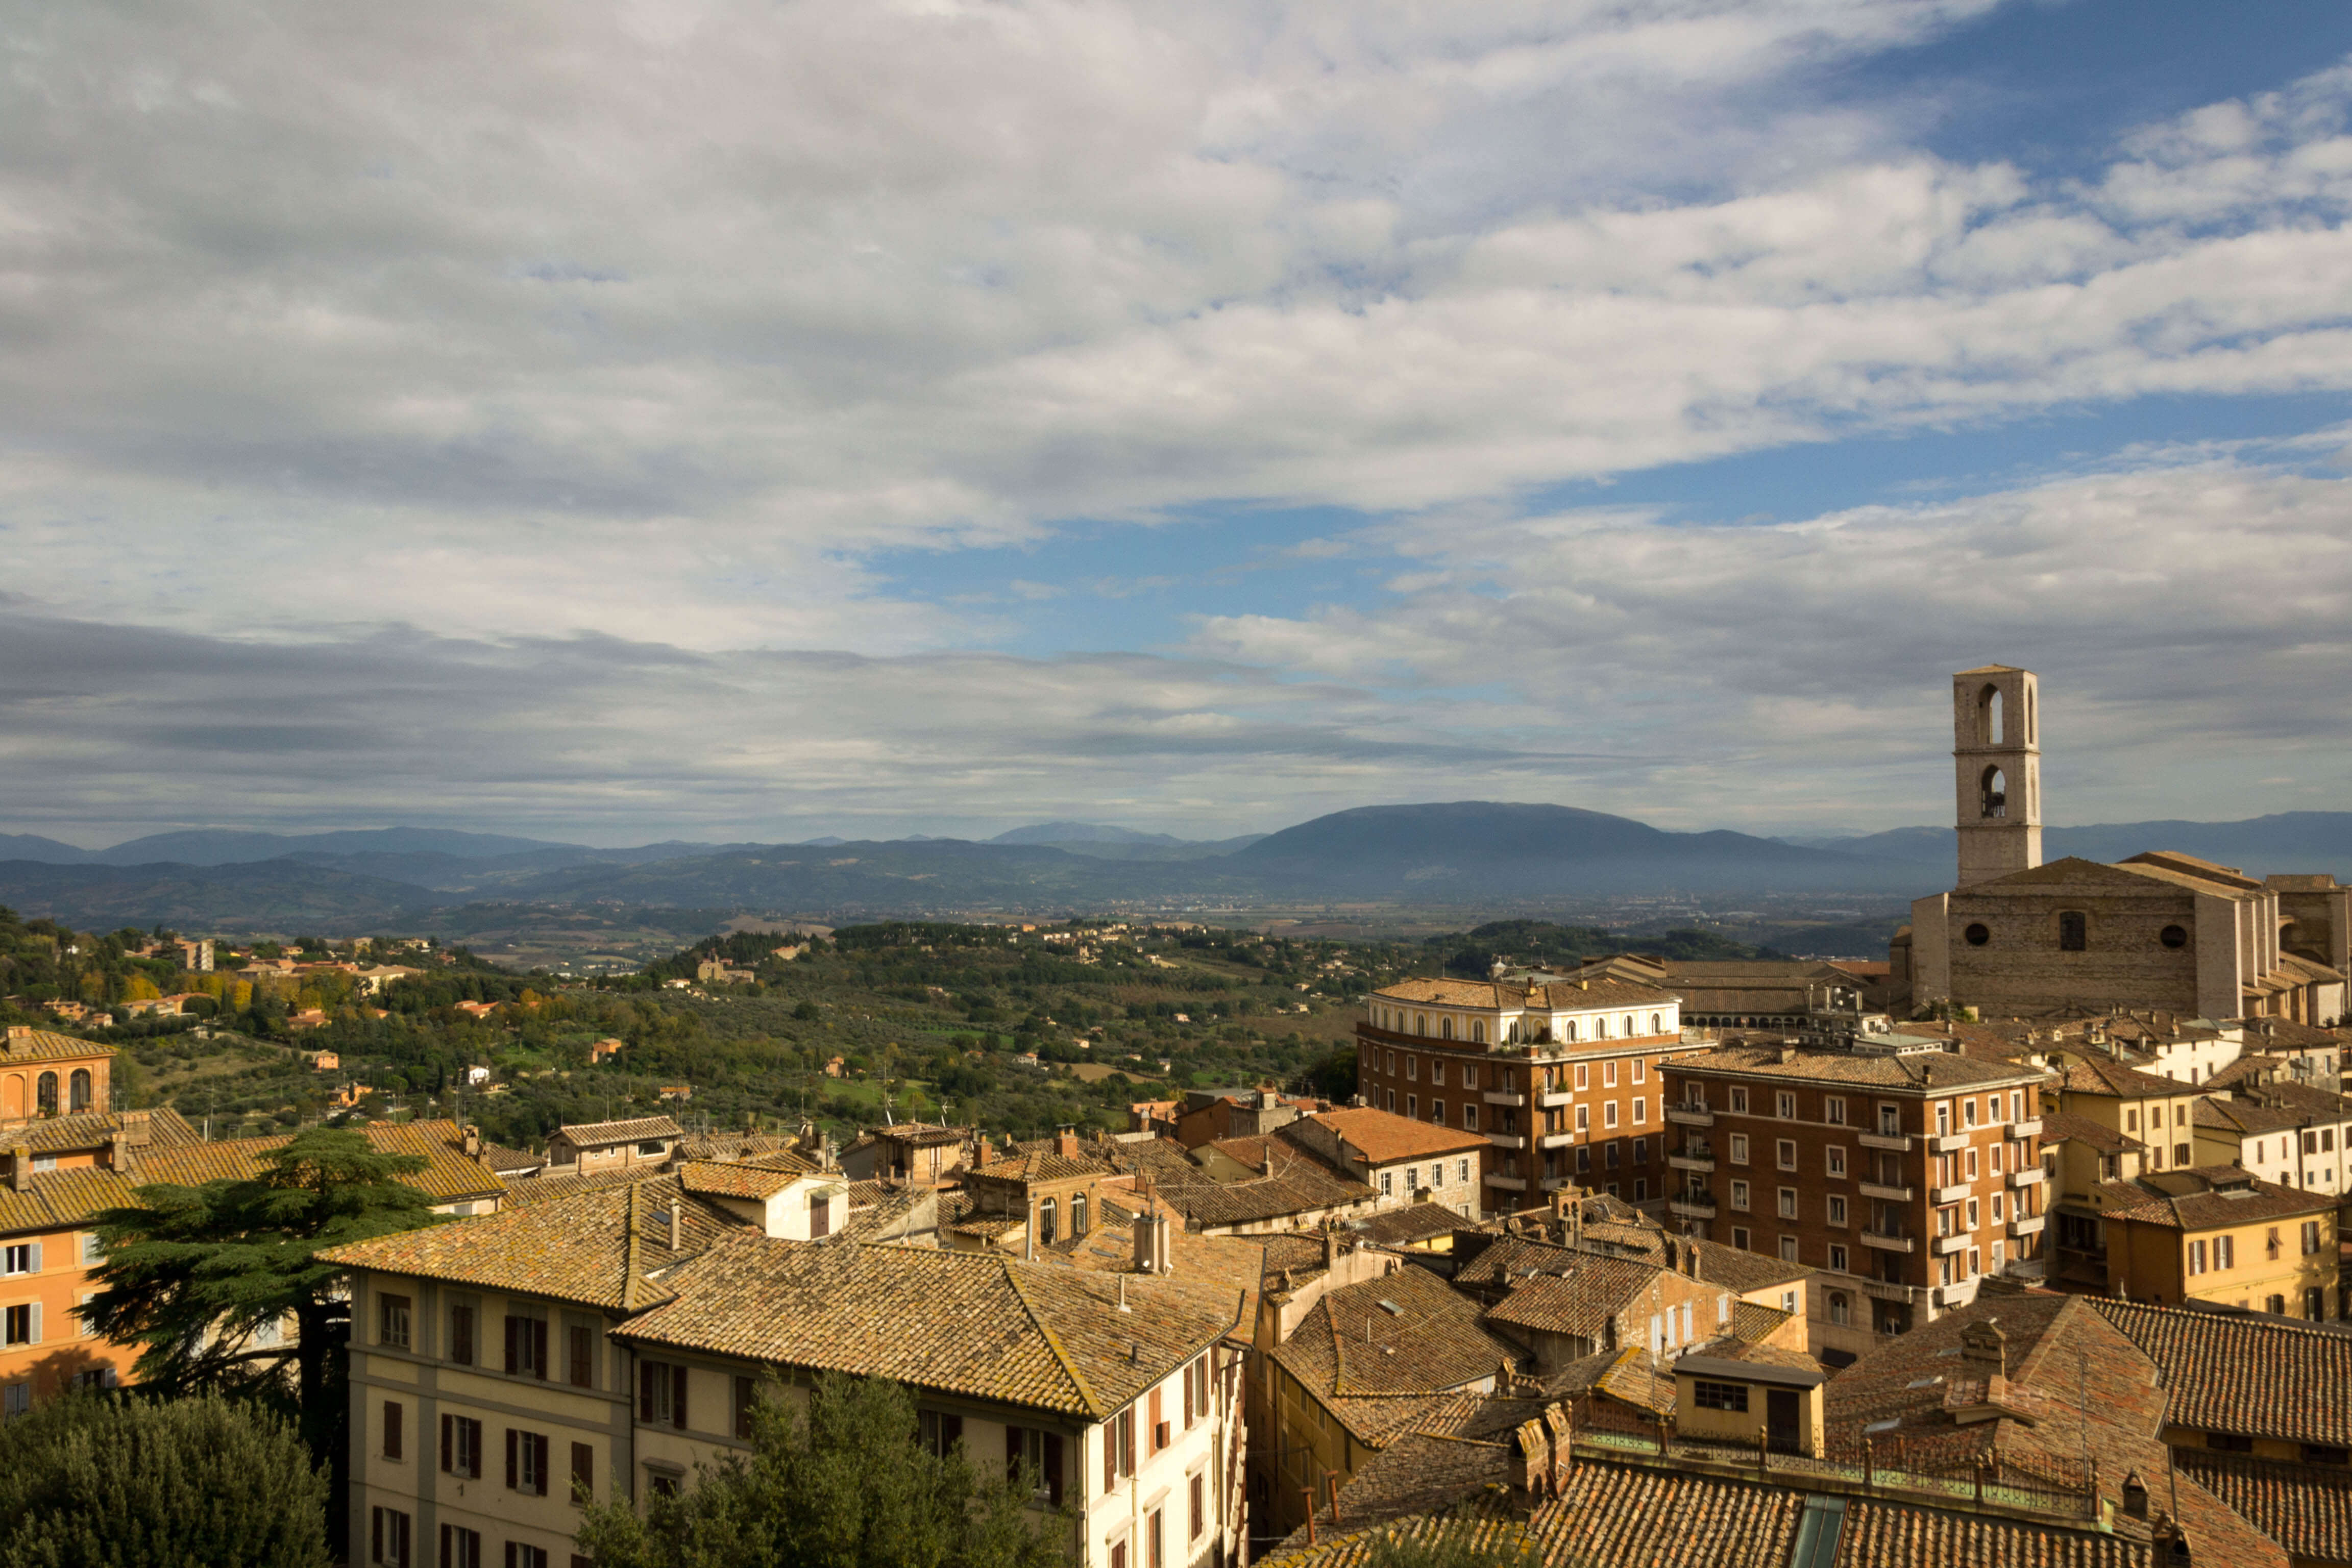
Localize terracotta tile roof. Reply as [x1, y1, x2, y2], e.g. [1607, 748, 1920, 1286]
[1670, 1044, 2044, 1091]
[320, 1173, 743, 1310]
[2088, 1167, 2334, 1229]
[1028, 1200, 1272, 1337]
[676, 1160, 817, 1200]
[474, 1141, 545, 1174]
[1, 1106, 201, 1157]
[1128, 1141, 1376, 1231]
[499, 1167, 647, 1205]
[672, 1131, 813, 1164]
[2230, 1079, 2352, 1124]
[2193, 1097, 2305, 1137]
[2086, 1298, 2352, 1447]
[2175, 1452, 2352, 1564]
[0, 1029, 113, 1065]
[1347, 1203, 1475, 1250]
[0, 1165, 141, 1237]
[876, 1122, 971, 1148]
[1269, 1264, 1516, 1446]
[1297, 1108, 1489, 1164]
[1478, 1252, 1669, 1342]
[1372, 975, 1683, 1009]
[2056, 1057, 2191, 1099]
[553, 1115, 683, 1147]
[2039, 1109, 2143, 1154]
[1829, 1501, 2143, 1566]
[1729, 1301, 1798, 1345]
[1546, 1345, 1676, 1415]
[610, 1238, 1241, 1418]
[972, 1146, 1116, 1183]
[134, 1118, 504, 1204]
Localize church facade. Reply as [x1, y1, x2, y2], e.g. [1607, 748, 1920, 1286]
[1895, 666, 2348, 1025]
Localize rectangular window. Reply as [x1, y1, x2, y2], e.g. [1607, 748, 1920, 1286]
[1964, 1097, 1979, 1128]
[1778, 1188, 1798, 1219]
[1631, 1097, 1646, 1125]
[1731, 1227, 1750, 1251]
[2215, 1234, 2235, 1270]
[450, 1303, 476, 1366]
[733, 1376, 757, 1440]
[919, 1409, 964, 1458]
[1632, 1137, 1647, 1164]
[1967, 1199, 1979, 1230]
[384, 1399, 405, 1461]
[1462, 1065, 1477, 1091]
[1829, 1243, 1849, 1272]
[1728, 1134, 1748, 1164]
[1729, 1180, 1750, 1211]
[1693, 1380, 1749, 1412]
[1776, 1092, 1795, 1119]
[567, 1324, 593, 1389]
[639, 1361, 689, 1430]
[505, 1429, 550, 1497]
[1431, 1101, 1446, 1128]
[504, 1315, 548, 1380]
[1633, 1059, 1647, 1084]
[1574, 1106, 1588, 1132]
[1432, 1061, 1446, 1087]
[508, 1545, 550, 1568]
[1574, 1063, 1588, 1091]
[1729, 1087, 1749, 1114]
[1575, 1145, 1590, 1173]
[1604, 1061, 1619, 1089]
[440, 1415, 484, 1479]
[440, 1526, 483, 1568]
[1827, 1195, 1847, 1227]
[571, 1442, 594, 1503]
[1189, 1471, 1205, 1540]
[79, 1233, 103, 1264]
[1826, 1145, 1846, 1178]
[1404, 1096, 1416, 1121]
[1825, 1096, 1846, 1126]
[1776, 1139, 1796, 1170]
[1379, 1170, 1393, 1197]
[1605, 1140, 1621, 1168]
[379, 1293, 411, 1350]
[1463, 1104, 1478, 1131]
[1779, 1235, 1799, 1262]
[2306, 1221, 2324, 1256]
[1, 1244, 29, 1276]
[1458, 1159, 1471, 1183]
[1966, 1148, 1979, 1180]
[371, 1507, 412, 1567]
[1604, 1101, 1619, 1130]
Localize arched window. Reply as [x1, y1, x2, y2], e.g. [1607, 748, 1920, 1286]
[1623, 1015, 1635, 1037]
[1981, 765, 2007, 820]
[1440, 1015, 1455, 1041]
[1071, 1195, 1088, 1238]
[1595, 1017, 1609, 1040]
[1471, 1020, 1486, 1044]
[2058, 912, 2088, 952]
[69, 1068, 91, 1111]
[1980, 684, 2004, 746]
[1563, 1019, 1576, 1042]
[1415, 1013, 1428, 1036]
[1829, 1293, 1850, 1327]
[35, 1071, 58, 1115]
[1650, 1014, 1663, 1035]
[1038, 1197, 1058, 1246]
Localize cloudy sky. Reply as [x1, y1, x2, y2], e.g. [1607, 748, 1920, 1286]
[5, 0, 2350, 847]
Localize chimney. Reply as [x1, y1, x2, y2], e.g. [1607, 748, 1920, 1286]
[4, 1025, 29, 1048]
[1154, 1211, 1173, 1276]
[1323, 1224, 1338, 1272]
[8, 1146, 29, 1193]
[668, 1197, 681, 1251]
[1960, 1318, 2007, 1375]
[1056, 1125, 1080, 1160]
[462, 1125, 482, 1158]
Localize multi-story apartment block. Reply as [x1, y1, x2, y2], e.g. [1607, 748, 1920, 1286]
[2079, 1168, 2338, 1318]
[326, 1168, 1246, 1568]
[1357, 976, 1685, 1213]
[1661, 1039, 2048, 1362]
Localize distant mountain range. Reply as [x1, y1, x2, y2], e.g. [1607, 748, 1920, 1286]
[5, 804, 2348, 937]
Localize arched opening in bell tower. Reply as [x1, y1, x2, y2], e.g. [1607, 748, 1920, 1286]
[1980, 765, 2007, 820]
[1979, 684, 2004, 745]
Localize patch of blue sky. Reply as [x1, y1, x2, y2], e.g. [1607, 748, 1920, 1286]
[1822, 0, 2352, 172]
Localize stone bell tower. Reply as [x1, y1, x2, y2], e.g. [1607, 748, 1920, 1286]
[1951, 665, 2041, 886]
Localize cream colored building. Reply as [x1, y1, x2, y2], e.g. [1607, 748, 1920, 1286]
[324, 1169, 1247, 1568]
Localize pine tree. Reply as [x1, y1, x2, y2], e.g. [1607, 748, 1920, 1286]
[0, 1392, 330, 1568]
[575, 1374, 1072, 1568]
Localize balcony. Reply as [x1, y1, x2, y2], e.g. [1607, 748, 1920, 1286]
[1929, 1132, 1971, 1154]
[1538, 1175, 1578, 1192]
[2006, 1119, 2043, 1140]
[1932, 1277, 1981, 1310]
[1932, 1183, 1971, 1207]
[1537, 1131, 1577, 1150]
[1858, 1181, 1914, 1202]
[1669, 1153, 1717, 1173]
[1537, 1090, 1572, 1109]
[1860, 1229, 1915, 1253]
[2008, 1167, 2046, 1189]
[1858, 1277, 1923, 1306]
[1485, 1132, 1527, 1151]
[1932, 1232, 1970, 1256]
[1859, 1131, 1912, 1152]
[1483, 1172, 1528, 1191]
[1484, 1090, 1527, 1108]
[2007, 1214, 2046, 1238]
[1667, 1104, 1715, 1128]
[1669, 1195, 1717, 1220]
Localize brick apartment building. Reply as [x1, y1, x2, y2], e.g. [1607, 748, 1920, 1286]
[1356, 976, 1686, 1215]
[1661, 1036, 2048, 1362]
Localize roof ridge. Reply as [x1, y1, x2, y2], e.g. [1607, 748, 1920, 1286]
[997, 1256, 1104, 1419]
[620, 1183, 651, 1311]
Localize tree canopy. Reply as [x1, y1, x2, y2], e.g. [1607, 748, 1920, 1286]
[575, 1373, 1073, 1568]
[0, 1391, 330, 1568]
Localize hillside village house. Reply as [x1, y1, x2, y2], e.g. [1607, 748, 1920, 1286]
[1357, 975, 1686, 1211]
[324, 1178, 1247, 1568]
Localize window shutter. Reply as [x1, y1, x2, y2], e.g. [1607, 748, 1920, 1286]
[385, 1399, 402, 1461]
[506, 1428, 518, 1490]
[1105, 1422, 1116, 1489]
[1007, 1423, 1023, 1484]
[532, 1319, 549, 1380]
[672, 1364, 688, 1430]
[504, 1545, 517, 1568]
[535, 1433, 550, 1496]
[442, 1414, 453, 1473]
[25, 1303, 37, 1344]
[440, 1525, 451, 1567]
[505, 1316, 520, 1374]
[26, 1242, 38, 1274]
[639, 1362, 655, 1423]
[373, 1507, 384, 1564]
[1044, 1432, 1063, 1507]
[571, 1441, 594, 1500]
